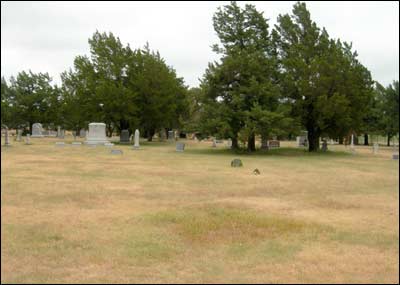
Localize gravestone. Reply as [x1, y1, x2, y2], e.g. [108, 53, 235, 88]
[268, 140, 280, 148]
[350, 134, 356, 154]
[168, 130, 174, 141]
[59, 130, 65, 139]
[212, 139, 217, 147]
[31, 123, 44, 137]
[296, 136, 307, 147]
[133, 129, 140, 149]
[85, 123, 110, 145]
[159, 129, 167, 141]
[176, 142, 185, 152]
[16, 129, 22, 142]
[57, 126, 61, 137]
[111, 149, 123, 155]
[120, 129, 130, 143]
[321, 140, 328, 152]
[104, 143, 114, 147]
[4, 128, 10, 146]
[79, 129, 86, 138]
[373, 143, 379, 154]
[227, 139, 232, 148]
[55, 142, 65, 146]
[25, 134, 31, 145]
[231, 159, 243, 167]
[393, 143, 399, 160]
[72, 142, 82, 146]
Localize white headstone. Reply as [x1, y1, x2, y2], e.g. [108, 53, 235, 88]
[134, 129, 140, 149]
[25, 134, 31, 145]
[31, 123, 44, 137]
[373, 143, 379, 154]
[85, 123, 110, 145]
[212, 139, 217, 147]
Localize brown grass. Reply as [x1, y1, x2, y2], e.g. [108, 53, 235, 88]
[1, 137, 399, 283]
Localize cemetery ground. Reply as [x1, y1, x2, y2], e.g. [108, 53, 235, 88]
[1, 137, 399, 284]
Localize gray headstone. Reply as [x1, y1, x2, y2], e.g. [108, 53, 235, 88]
[176, 142, 185, 152]
[55, 142, 65, 146]
[212, 139, 217, 147]
[393, 154, 399, 160]
[79, 129, 86, 138]
[31, 123, 44, 137]
[25, 134, 31, 145]
[111, 149, 123, 155]
[16, 129, 22, 142]
[231, 159, 243, 167]
[59, 130, 65, 139]
[105, 143, 114, 147]
[120, 129, 130, 143]
[133, 129, 140, 149]
[72, 142, 82, 146]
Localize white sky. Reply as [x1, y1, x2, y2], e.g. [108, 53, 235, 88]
[1, 1, 399, 88]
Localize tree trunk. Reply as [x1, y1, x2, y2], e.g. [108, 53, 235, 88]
[338, 136, 343, 144]
[231, 136, 239, 150]
[387, 134, 391, 146]
[247, 133, 256, 152]
[364, 133, 369, 146]
[307, 127, 320, 152]
[261, 133, 268, 150]
[29, 122, 33, 135]
[354, 135, 359, 145]
[147, 129, 155, 142]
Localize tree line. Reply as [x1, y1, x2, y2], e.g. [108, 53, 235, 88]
[1, 2, 399, 151]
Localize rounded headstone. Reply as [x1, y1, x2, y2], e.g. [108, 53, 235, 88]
[231, 159, 243, 167]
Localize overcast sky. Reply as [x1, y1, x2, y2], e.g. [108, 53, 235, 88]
[1, 1, 399, 88]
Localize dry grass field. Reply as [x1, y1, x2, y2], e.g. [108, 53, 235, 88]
[1, 137, 399, 283]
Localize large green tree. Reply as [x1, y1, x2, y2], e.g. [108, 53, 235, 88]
[275, 2, 374, 151]
[200, 1, 284, 151]
[7, 71, 58, 134]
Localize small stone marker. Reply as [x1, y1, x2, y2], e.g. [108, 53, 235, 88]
[55, 142, 65, 146]
[72, 131, 77, 140]
[133, 129, 140, 149]
[212, 139, 217, 147]
[25, 134, 31, 145]
[231, 159, 243, 167]
[176, 142, 185, 152]
[72, 142, 82, 146]
[253, 168, 260, 175]
[104, 143, 114, 147]
[111, 149, 123, 155]
[392, 154, 399, 160]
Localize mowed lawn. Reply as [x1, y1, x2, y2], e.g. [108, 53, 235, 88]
[1, 137, 399, 284]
